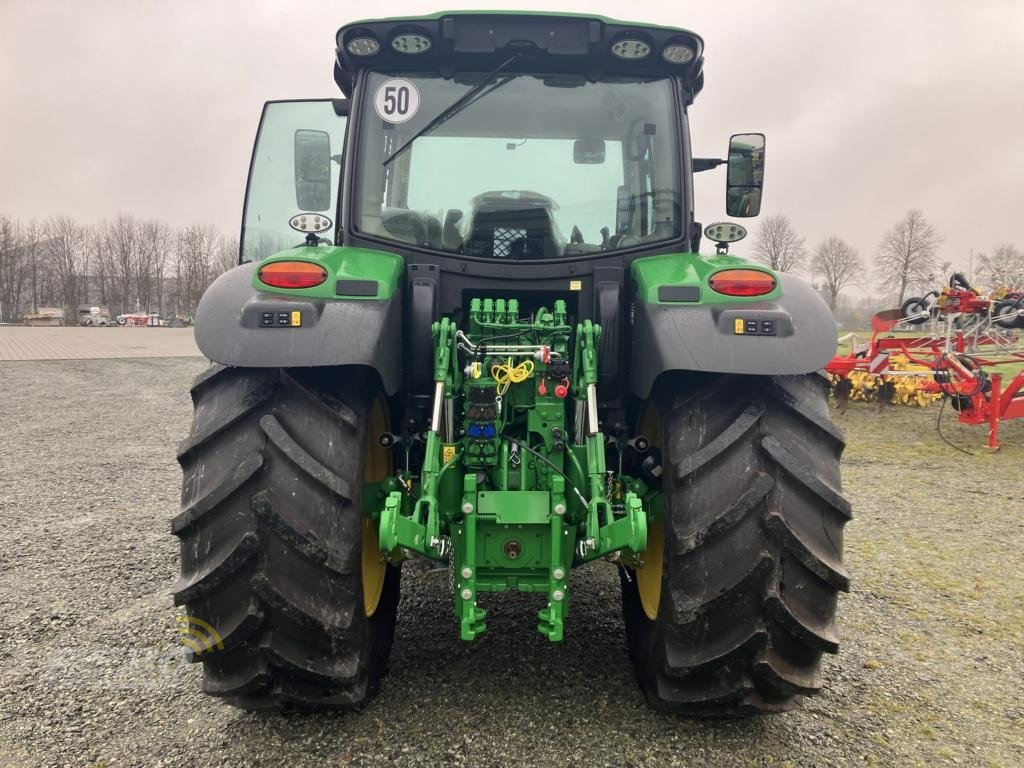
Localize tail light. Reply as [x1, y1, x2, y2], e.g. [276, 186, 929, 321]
[708, 269, 776, 297]
[258, 261, 327, 289]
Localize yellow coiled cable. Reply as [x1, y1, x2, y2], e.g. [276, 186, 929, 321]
[491, 357, 534, 396]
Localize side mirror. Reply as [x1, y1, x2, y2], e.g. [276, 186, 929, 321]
[573, 138, 606, 164]
[725, 133, 765, 217]
[294, 129, 332, 212]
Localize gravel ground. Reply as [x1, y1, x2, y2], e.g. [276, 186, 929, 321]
[0, 358, 1021, 768]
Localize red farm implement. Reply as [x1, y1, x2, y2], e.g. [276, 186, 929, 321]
[827, 300, 1024, 449]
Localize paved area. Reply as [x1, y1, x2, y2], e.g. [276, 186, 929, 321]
[0, 326, 202, 360]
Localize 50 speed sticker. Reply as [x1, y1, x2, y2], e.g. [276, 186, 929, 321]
[374, 78, 420, 124]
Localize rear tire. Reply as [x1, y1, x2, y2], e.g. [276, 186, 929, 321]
[173, 365, 400, 709]
[993, 298, 1023, 329]
[901, 297, 930, 324]
[622, 373, 850, 715]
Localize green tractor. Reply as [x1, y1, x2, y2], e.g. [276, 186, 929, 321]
[173, 11, 849, 715]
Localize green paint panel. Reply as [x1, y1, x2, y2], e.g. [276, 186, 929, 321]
[631, 252, 782, 305]
[252, 245, 403, 300]
[478, 491, 550, 525]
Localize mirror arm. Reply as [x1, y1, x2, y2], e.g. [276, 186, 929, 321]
[693, 157, 726, 172]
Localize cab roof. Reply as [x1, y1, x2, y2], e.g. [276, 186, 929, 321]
[334, 11, 704, 100]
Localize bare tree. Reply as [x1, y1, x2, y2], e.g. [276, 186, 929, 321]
[103, 213, 141, 313]
[976, 243, 1024, 291]
[0, 216, 48, 319]
[43, 216, 85, 315]
[212, 235, 240, 275]
[21, 219, 45, 313]
[174, 223, 219, 318]
[137, 219, 172, 314]
[77, 224, 93, 307]
[0, 216, 25, 321]
[1, 214, 238, 320]
[752, 213, 808, 273]
[84, 226, 109, 308]
[244, 231, 292, 262]
[811, 236, 862, 311]
[874, 209, 943, 304]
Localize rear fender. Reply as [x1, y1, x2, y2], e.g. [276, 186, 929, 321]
[195, 262, 402, 394]
[629, 268, 837, 399]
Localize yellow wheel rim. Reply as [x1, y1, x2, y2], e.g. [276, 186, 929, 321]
[636, 520, 664, 621]
[634, 401, 663, 621]
[362, 395, 390, 617]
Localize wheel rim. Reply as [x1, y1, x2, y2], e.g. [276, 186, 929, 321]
[362, 395, 390, 617]
[635, 401, 663, 621]
[636, 520, 664, 620]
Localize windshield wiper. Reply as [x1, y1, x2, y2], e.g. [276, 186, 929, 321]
[383, 53, 521, 167]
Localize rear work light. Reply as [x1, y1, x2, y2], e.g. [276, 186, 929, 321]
[708, 269, 777, 297]
[258, 261, 327, 289]
[346, 36, 380, 56]
[391, 33, 431, 54]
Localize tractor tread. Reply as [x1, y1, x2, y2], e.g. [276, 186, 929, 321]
[764, 510, 850, 590]
[173, 366, 399, 710]
[172, 529, 259, 605]
[653, 664, 752, 707]
[170, 452, 264, 534]
[760, 436, 852, 519]
[189, 362, 231, 394]
[176, 376, 276, 460]
[764, 375, 846, 449]
[673, 472, 773, 553]
[262, 638, 362, 684]
[258, 414, 353, 501]
[765, 588, 840, 652]
[201, 655, 272, 698]
[251, 490, 354, 575]
[665, 551, 774, 623]
[673, 403, 764, 481]
[251, 564, 358, 636]
[662, 621, 767, 674]
[622, 373, 849, 716]
[752, 645, 823, 696]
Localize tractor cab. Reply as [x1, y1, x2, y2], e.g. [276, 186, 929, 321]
[240, 12, 763, 266]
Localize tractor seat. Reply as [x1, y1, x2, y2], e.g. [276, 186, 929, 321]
[463, 191, 563, 259]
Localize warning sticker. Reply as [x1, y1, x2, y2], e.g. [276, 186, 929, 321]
[374, 78, 420, 124]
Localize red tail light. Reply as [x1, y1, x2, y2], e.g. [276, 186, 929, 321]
[258, 261, 327, 289]
[709, 269, 776, 297]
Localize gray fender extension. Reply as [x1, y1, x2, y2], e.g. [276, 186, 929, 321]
[194, 263, 401, 394]
[629, 273, 837, 398]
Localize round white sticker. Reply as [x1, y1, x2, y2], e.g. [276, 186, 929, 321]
[374, 78, 420, 124]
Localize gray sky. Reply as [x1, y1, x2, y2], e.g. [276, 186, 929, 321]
[2, 0, 1022, 281]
